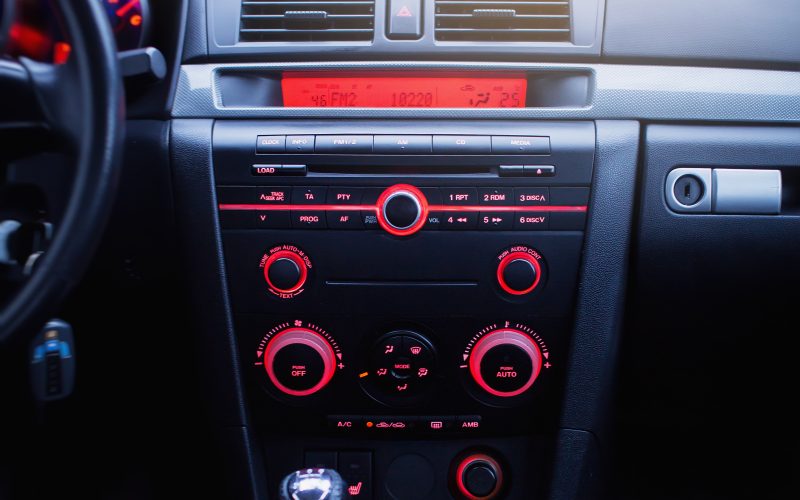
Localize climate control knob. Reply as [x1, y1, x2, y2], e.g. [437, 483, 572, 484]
[468, 329, 543, 398]
[263, 327, 337, 397]
[376, 184, 429, 236]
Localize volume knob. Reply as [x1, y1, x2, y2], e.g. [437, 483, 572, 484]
[376, 184, 428, 236]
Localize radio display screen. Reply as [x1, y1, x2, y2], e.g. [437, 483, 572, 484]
[281, 72, 528, 108]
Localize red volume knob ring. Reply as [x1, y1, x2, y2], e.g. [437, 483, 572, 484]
[376, 184, 429, 237]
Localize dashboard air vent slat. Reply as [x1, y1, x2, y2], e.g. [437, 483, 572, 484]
[435, 0, 572, 42]
[240, 0, 375, 42]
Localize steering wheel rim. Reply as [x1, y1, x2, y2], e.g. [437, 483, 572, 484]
[0, 0, 123, 343]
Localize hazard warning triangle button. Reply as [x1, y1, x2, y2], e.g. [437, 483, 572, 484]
[388, 0, 422, 39]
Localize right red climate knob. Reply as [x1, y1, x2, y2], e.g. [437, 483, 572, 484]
[468, 329, 543, 398]
[496, 249, 541, 295]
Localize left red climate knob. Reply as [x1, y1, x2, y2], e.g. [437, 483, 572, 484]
[263, 327, 337, 397]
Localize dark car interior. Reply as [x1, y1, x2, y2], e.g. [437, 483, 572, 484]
[0, 1, 798, 499]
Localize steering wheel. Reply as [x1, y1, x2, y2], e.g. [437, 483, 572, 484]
[0, 1, 123, 343]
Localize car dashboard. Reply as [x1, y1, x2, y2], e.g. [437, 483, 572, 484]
[3, 1, 799, 499]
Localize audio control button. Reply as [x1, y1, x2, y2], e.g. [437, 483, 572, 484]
[441, 187, 478, 205]
[374, 135, 432, 154]
[442, 212, 478, 230]
[314, 135, 373, 153]
[479, 212, 513, 230]
[514, 187, 549, 206]
[478, 187, 514, 205]
[432, 135, 491, 154]
[326, 187, 364, 205]
[491, 135, 550, 154]
[327, 211, 363, 229]
[514, 214, 549, 230]
[286, 135, 315, 153]
[291, 211, 327, 229]
[291, 187, 327, 205]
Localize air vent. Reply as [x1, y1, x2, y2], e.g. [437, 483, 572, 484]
[239, 1, 375, 42]
[435, 0, 571, 42]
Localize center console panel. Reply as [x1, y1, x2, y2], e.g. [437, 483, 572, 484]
[212, 120, 595, 498]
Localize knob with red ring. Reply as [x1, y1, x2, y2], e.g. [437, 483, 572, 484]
[496, 247, 542, 296]
[376, 184, 429, 236]
[262, 327, 337, 397]
[260, 245, 311, 298]
[468, 328, 543, 398]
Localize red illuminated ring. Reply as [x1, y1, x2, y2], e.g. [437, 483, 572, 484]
[263, 250, 308, 294]
[376, 184, 428, 237]
[496, 251, 542, 296]
[455, 454, 504, 500]
[469, 329, 543, 398]
[264, 328, 336, 397]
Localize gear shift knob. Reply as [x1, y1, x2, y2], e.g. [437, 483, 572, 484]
[279, 468, 345, 500]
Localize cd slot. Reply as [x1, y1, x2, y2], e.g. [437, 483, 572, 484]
[308, 164, 492, 175]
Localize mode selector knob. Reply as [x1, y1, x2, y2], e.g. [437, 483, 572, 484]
[376, 184, 429, 236]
